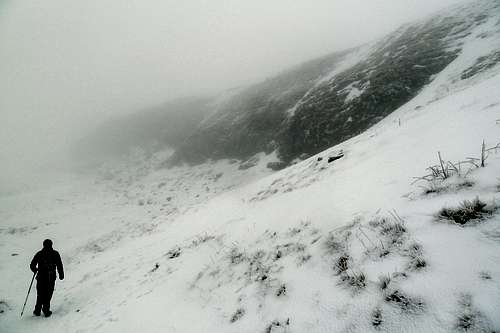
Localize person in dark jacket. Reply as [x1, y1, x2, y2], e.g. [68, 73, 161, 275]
[30, 239, 64, 317]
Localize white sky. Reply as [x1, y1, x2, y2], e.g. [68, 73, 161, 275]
[0, 0, 468, 186]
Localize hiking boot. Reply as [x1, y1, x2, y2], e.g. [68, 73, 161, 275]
[33, 310, 41, 317]
[44, 311, 52, 318]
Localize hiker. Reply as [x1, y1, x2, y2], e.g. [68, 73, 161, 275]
[29, 239, 64, 317]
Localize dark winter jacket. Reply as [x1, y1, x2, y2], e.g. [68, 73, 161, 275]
[30, 248, 64, 281]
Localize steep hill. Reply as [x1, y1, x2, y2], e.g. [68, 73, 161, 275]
[78, 1, 500, 169]
[171, 0, 500, 166]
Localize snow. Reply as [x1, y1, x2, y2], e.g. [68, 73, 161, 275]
[286, 44, 372, 117]
[423, 14, 500, 103]
[2, 6, 500, 333]
[339, 80, 370, 103]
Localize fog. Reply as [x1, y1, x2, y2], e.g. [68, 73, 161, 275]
[0, 0, 467, 191]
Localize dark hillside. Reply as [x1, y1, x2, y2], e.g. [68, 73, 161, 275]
[171, 1, 497, 166]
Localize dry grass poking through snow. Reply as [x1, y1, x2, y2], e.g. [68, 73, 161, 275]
[437, 197, 498, 225]
[455, 294, 495, 332]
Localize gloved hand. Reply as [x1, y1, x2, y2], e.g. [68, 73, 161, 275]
[59, 274, 64, 280]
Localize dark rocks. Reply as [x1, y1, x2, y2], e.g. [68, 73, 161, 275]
[328, 153, 344, 163]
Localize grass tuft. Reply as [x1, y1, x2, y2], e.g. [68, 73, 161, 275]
[335, 255, 350, 274]
[324, 234, 345, 254]
[438, 198, 496, 225]
[385, 290, 424, 313]
[455, 294, 494, 332]
[372, 308, 383, 328]
[378, 274, 391, 290]
[230, 308, 245, 323]
[276, 284, 287, 297]
[340, 271, 366, 290]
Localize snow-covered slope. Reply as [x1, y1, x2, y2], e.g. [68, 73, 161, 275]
[2, 2, 500, 333]
[172, 0, 500, 166]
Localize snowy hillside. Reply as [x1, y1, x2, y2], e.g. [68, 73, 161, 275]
[2, 1, 500, 333]
[78, 1, 500, 169]
[171, 0, 500, 166]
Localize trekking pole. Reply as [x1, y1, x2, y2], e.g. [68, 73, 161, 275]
[21, 271, 36, 317]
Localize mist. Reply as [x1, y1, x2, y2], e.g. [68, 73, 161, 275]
[0, 0, 468, 191]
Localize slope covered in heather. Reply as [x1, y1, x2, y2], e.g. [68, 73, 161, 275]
[171, 0, 500, 166]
